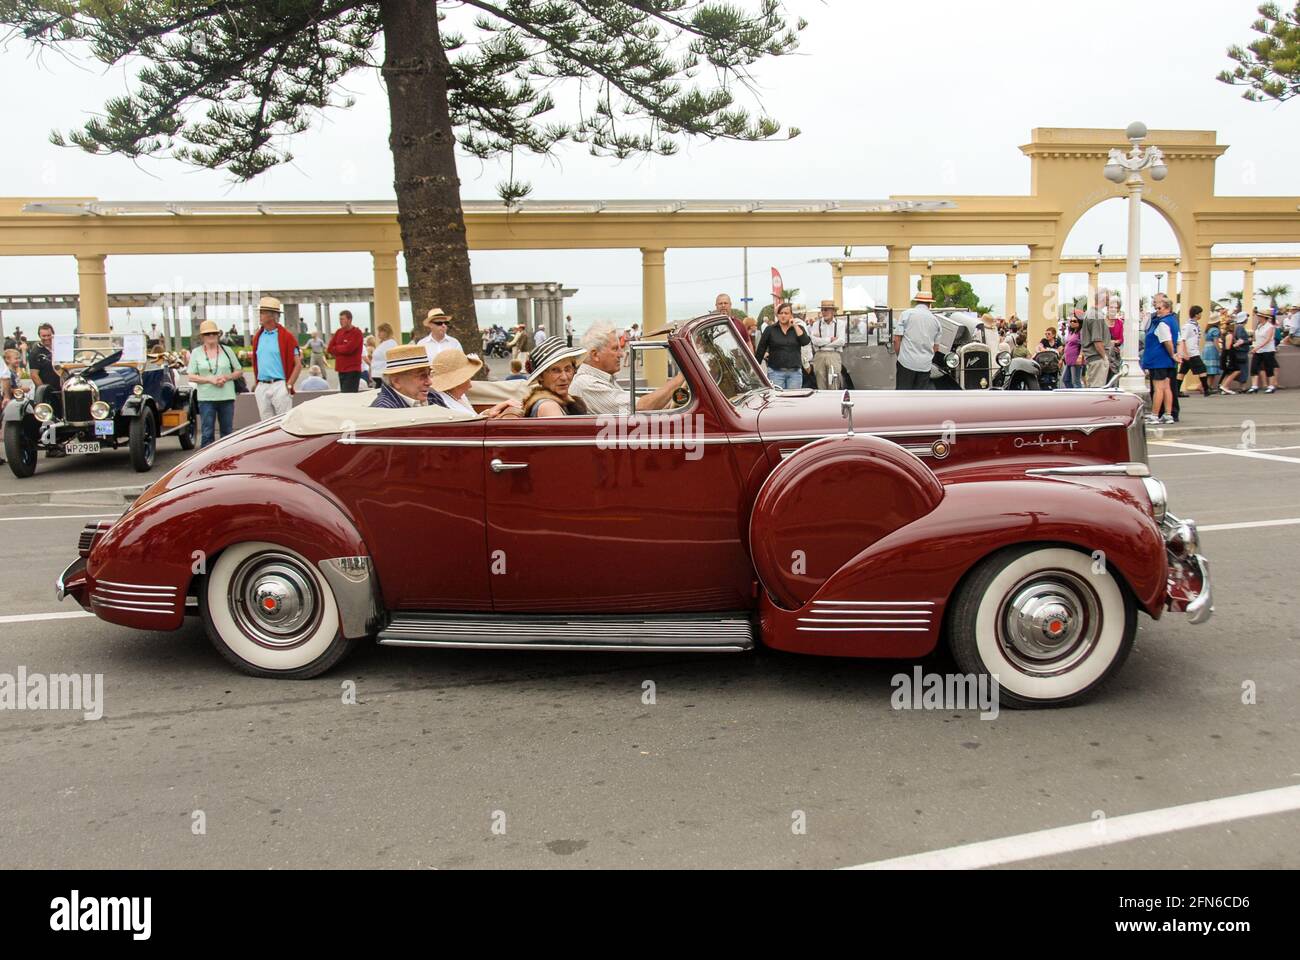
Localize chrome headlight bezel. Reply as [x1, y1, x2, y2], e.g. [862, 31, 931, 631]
[33, 402, 54, 423]
[1142, 476, 1168, 523]
[944, 352, 959, 369]
[997, 352, 1011, 368]
[91, 401, 111, 420]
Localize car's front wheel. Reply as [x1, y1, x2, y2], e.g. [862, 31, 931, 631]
[178, 401, 197, 450]
[4, 421, 38, 478]
[200, 541, 356, 678]
[128, 408, 157, 471]
[947, 545, 1135, 709]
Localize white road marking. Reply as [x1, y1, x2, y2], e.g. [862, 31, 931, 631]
[0, 513, 117, 523]
[1151, 444, 1300, 458]
[1149, 439, 1300, 464]
[847, 783, 1300, 870]
[0, 611, 95, 624]
[1198, 517, 1300, 532]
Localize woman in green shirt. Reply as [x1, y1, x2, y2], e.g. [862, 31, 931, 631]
[187, 320, 241, 446]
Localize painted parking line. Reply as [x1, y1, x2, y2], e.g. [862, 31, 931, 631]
[0, 611, 95, 624]
[1149, 439, 1300, 464]
[847, 783, 1300, 870]
[1198, 517, 1300, 533]
[0, 513, 118, 523]
[1151, 444, 1300, 459]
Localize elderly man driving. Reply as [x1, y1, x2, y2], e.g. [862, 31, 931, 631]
[570, 322, 685, 415]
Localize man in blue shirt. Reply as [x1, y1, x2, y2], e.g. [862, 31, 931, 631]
[1141, 293, 1179, 424]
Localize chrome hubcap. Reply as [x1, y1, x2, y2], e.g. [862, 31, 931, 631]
[229, 553, 321, 649]
[999, 571, 1101, 676]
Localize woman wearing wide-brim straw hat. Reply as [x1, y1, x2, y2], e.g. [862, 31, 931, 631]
[186, 318, 242, 446]
[523, 336, 590, 417]
[428, 348, 484, 415]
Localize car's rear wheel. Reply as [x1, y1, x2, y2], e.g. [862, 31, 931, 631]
[947, 545, 1135, 709]
[128, 408, 156, 471]
[200, 541, 356, 678]
[4, 421, 38, 478]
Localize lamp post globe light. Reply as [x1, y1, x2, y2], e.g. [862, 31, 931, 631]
[1103, 121, 1168, 393]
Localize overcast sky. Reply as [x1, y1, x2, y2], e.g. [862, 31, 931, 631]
[2, 0, 1298, 333]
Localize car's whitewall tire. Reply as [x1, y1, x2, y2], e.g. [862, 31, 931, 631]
[201, 541, 355, 678]
[948, 545, 1136, 709]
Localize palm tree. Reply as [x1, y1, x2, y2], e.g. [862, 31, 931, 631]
[1260, 283, 1292, 309]
[1220, 290, 1244, 311]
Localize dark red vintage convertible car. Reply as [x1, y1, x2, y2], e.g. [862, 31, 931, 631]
[58, 314, 1210, 707]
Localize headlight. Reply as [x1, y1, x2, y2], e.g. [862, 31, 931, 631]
[12, 387, 24, 402]
[944, 352, 958, 369]
[34, 402, 54, 423]
[1142, 477, 1167, 523]
[132, 385, 144, 397]
[997, 352, 1012, 368]
[91, 401, 111, 420]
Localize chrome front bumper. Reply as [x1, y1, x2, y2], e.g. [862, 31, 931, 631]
[1162, 513, 1212, 624]
[56, 556, 88, 605]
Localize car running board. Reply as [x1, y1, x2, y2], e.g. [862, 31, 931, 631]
[378, 612, 754, 653]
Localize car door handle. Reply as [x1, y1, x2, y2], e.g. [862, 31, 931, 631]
[490, 458, 529, 473]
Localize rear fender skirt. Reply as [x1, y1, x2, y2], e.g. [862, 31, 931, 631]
[87, 474, 371, 632]
[758, 478, 1166, 658]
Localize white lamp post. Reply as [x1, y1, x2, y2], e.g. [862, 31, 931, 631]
[1103, 121, 1167, 392]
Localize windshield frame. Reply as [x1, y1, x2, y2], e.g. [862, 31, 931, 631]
[690, 319, 769, 406]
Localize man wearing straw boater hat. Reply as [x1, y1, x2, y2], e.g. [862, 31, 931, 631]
[417, 307, 462, 363]
[251, 296, 301, 419]
[809, 298, 846, 390]
[893, 289, 942, 390]
[371, 343, 519, 417]
[370, 343, 437, 408]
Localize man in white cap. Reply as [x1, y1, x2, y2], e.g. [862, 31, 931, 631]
[893, 290, 942, 390]
[417, 307, 463, 363]
[251, 296, 301, 419]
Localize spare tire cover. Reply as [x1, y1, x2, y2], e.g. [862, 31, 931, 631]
[749, 435, 944, 609]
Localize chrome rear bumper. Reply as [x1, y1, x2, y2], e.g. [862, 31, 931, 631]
[1162, 513, 1212, 624]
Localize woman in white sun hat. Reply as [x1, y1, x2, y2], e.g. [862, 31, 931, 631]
[523, 336, 590, 417]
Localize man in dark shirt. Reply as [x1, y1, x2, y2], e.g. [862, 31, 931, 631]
[755, 303, 811, 389]
[28, 322, 61, 391]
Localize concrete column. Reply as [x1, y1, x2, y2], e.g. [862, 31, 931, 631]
[314, 302, 323, 335]
[1169, 270, 1181, 311]
[1088, 271, 1099, 311]
[283, 303, 301, 336]
[1027, 249, 1055, 327]
[886, 245, 912, 313]
[76, 254, 109, 334]
[323, 302, 333, 335]
[368, 300, 376, 334]
[532, 299, 546, 337]
[516, 298, 532, 330]
[920, 267, 933, 297]
[1187, 246, 1213, 321]
[1243, 266, 1256, 323]
[832, 264, 844, 310]
[190, 304, 206, 344]
[641, 247, 668, 385]
[1005, 273, 1018, 318]
[371, 250, 400, 341]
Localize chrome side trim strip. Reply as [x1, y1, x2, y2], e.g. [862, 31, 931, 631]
[796, 627, 930, 633]
[812, 600, 935, 606]
[95, 579, 178, 592]
[1025, 462, 1150, 478]
[339, 435, 735, 448]
[797, 618, 930, 625]
[91, 593, 173, 608]
[762, 422, 1118, 442]
[91, 585, 178, 599]
[339, 437, 482, 447]
[91, 599, 176, 615]
[379, 613, 755, 651]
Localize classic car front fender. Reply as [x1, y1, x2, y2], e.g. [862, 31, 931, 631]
[85, 474, 374, 633]
[759, 477, 1168, 659]
[119, 394, 155, 419]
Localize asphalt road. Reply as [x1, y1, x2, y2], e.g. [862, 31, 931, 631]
[0, 426, 1297, 869]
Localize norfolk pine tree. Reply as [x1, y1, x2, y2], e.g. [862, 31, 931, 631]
[0, 1, 804, 349]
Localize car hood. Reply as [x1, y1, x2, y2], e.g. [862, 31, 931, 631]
[753, 388, 1143, 441]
